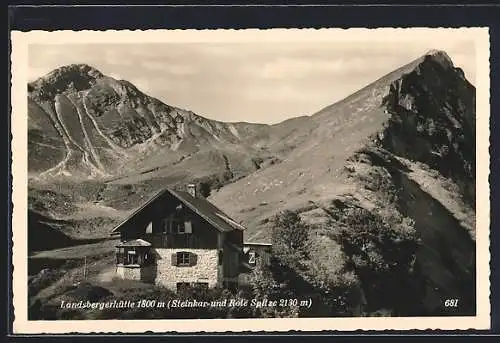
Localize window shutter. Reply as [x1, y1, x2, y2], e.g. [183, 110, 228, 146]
[171, 253, 178, 266]
[189, 253, 198, 266]
[146, 222, 153, 234]
[184, 220, 192, 234]
[162, 219, 168, 234]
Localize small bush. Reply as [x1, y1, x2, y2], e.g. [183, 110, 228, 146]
[271, 210, 310, 268]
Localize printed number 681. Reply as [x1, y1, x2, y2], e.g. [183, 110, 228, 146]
[444, 299, 459, 307]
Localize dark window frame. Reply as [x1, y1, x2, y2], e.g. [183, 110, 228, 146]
[193, 282, 209, 291]
[177, 222, 186, 234]
[176, 251, 191, 267]
[176, 282, 191, 293]
[162, 216, 193, 235]
[126, 250, 139, 265]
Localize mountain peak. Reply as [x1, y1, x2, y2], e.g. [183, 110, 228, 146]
[424, 49, 449, 56]
[43, 63, 104, 82]
[28, 63, 105, 99]
[422, 49, 454, 68]
[30, 63, 104, 87]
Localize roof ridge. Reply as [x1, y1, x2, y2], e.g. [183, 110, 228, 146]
[110, 186, 244, 235]
[215, 212, 247, 231]
[168, 188, 244, 232]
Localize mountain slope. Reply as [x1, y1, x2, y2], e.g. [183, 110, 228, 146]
[209, 50, 475, 239]
[27, 64, 271, 183]
[208, 49, 476, 315]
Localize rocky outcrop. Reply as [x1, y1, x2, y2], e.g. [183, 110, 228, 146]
[320, 50, 477, 316]
[379, 51, 475, 204]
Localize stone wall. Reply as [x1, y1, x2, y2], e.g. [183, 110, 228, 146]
[154, 248, 219, 290]
[115, 264, 155, 283]
[116, 264, 141, 281]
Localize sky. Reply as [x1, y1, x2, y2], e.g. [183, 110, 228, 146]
[28, 40, 476, 124]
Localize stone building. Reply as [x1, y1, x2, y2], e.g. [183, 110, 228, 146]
[110, 184, 250, 292]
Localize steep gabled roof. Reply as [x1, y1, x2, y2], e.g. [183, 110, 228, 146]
[110, 187, 246, 234]
[110, 188, 168, 234]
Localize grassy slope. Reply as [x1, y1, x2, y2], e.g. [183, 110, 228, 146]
[209, 54, 425, 240]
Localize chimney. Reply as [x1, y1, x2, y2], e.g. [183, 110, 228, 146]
[187, 184, 197, 197]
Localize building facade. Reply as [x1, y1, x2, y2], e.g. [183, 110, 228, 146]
[111, 185, 246, 292]
[238, 242, 273, 286]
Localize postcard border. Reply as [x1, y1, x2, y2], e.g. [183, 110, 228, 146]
[10, 27, 491, 334]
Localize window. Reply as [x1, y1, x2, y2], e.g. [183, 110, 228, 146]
[176, 282, 190, 293]
[177, 252, 191, 266]
[162, 218, 171, 234]
[127, 250, 139, 265]
[162, 217, 191, 234]
[193, 282, 209, 291]
[172, 251, 197, 266]
[177, 222, 185, 234]
[248, 251, 256, 265]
